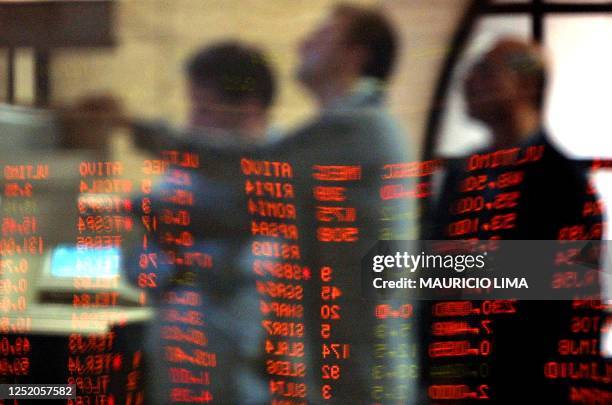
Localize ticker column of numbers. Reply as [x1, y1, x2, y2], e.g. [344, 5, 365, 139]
[429, 185, 508, 402]
[74, 174, 136, 405]
[555, 300, 611, 403]
[0, 164, 45, 393]
[112, 156, 168, 405]
[312, 165, 363, 402]
[73, 160, 134, 405]
[152, 150, 216, 404]
[242, 158, 309, 404]
[557, 165, 604, 242]
[427, 298, 520, 402]
[124, 349, 145, 405]
[379, 160, 439, 239]
[427, 148, 536, 402]
[138, 156, 167, 306]
[428, 147, 537, 401]
[448, 146, 544, 240]
[546, 163, 609, 403]
[371, 161, 433, 404]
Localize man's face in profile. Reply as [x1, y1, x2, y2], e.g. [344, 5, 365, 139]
[188, 83, 241, 131]
[464, 57, 519, 125]
[297, 13, 350, 86]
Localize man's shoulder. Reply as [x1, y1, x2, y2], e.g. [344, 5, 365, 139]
[282, 106, 410, 160]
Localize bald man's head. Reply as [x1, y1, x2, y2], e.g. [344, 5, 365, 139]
[464, 39, 547, 127]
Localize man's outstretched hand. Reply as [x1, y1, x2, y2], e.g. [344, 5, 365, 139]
[60, 94, 130, 128]
[58, 94, 137, 150]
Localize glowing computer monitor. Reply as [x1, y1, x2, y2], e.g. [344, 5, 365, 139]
[49, 245, 120, 279]
[37, 244, 141, 306]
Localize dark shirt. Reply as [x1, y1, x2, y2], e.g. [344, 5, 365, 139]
[423, 130, 607, 404]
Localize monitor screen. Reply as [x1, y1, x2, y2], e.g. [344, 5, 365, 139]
[49, 245, 121, 279]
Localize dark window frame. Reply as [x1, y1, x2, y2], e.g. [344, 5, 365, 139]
[419, 0, 612, 238]
[422, 0, 612, 163]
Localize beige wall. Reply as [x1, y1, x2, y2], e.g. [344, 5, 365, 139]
[49, 0, 468, 155]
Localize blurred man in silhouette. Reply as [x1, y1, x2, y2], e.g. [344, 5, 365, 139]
[296, 4, 395, 109]
[285, 3, 414, 233]
[83, 8, 417, 401]
[61, 42, 278, 404]
[123, 41, 278, 404]
[128, 41, 278, 236]
[271, 4, 417, 402]
[140, 42, 276, 149]
[425, 39, 607, 403]
[465, 41, 544, 151]
[430, 39, 601, 240]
